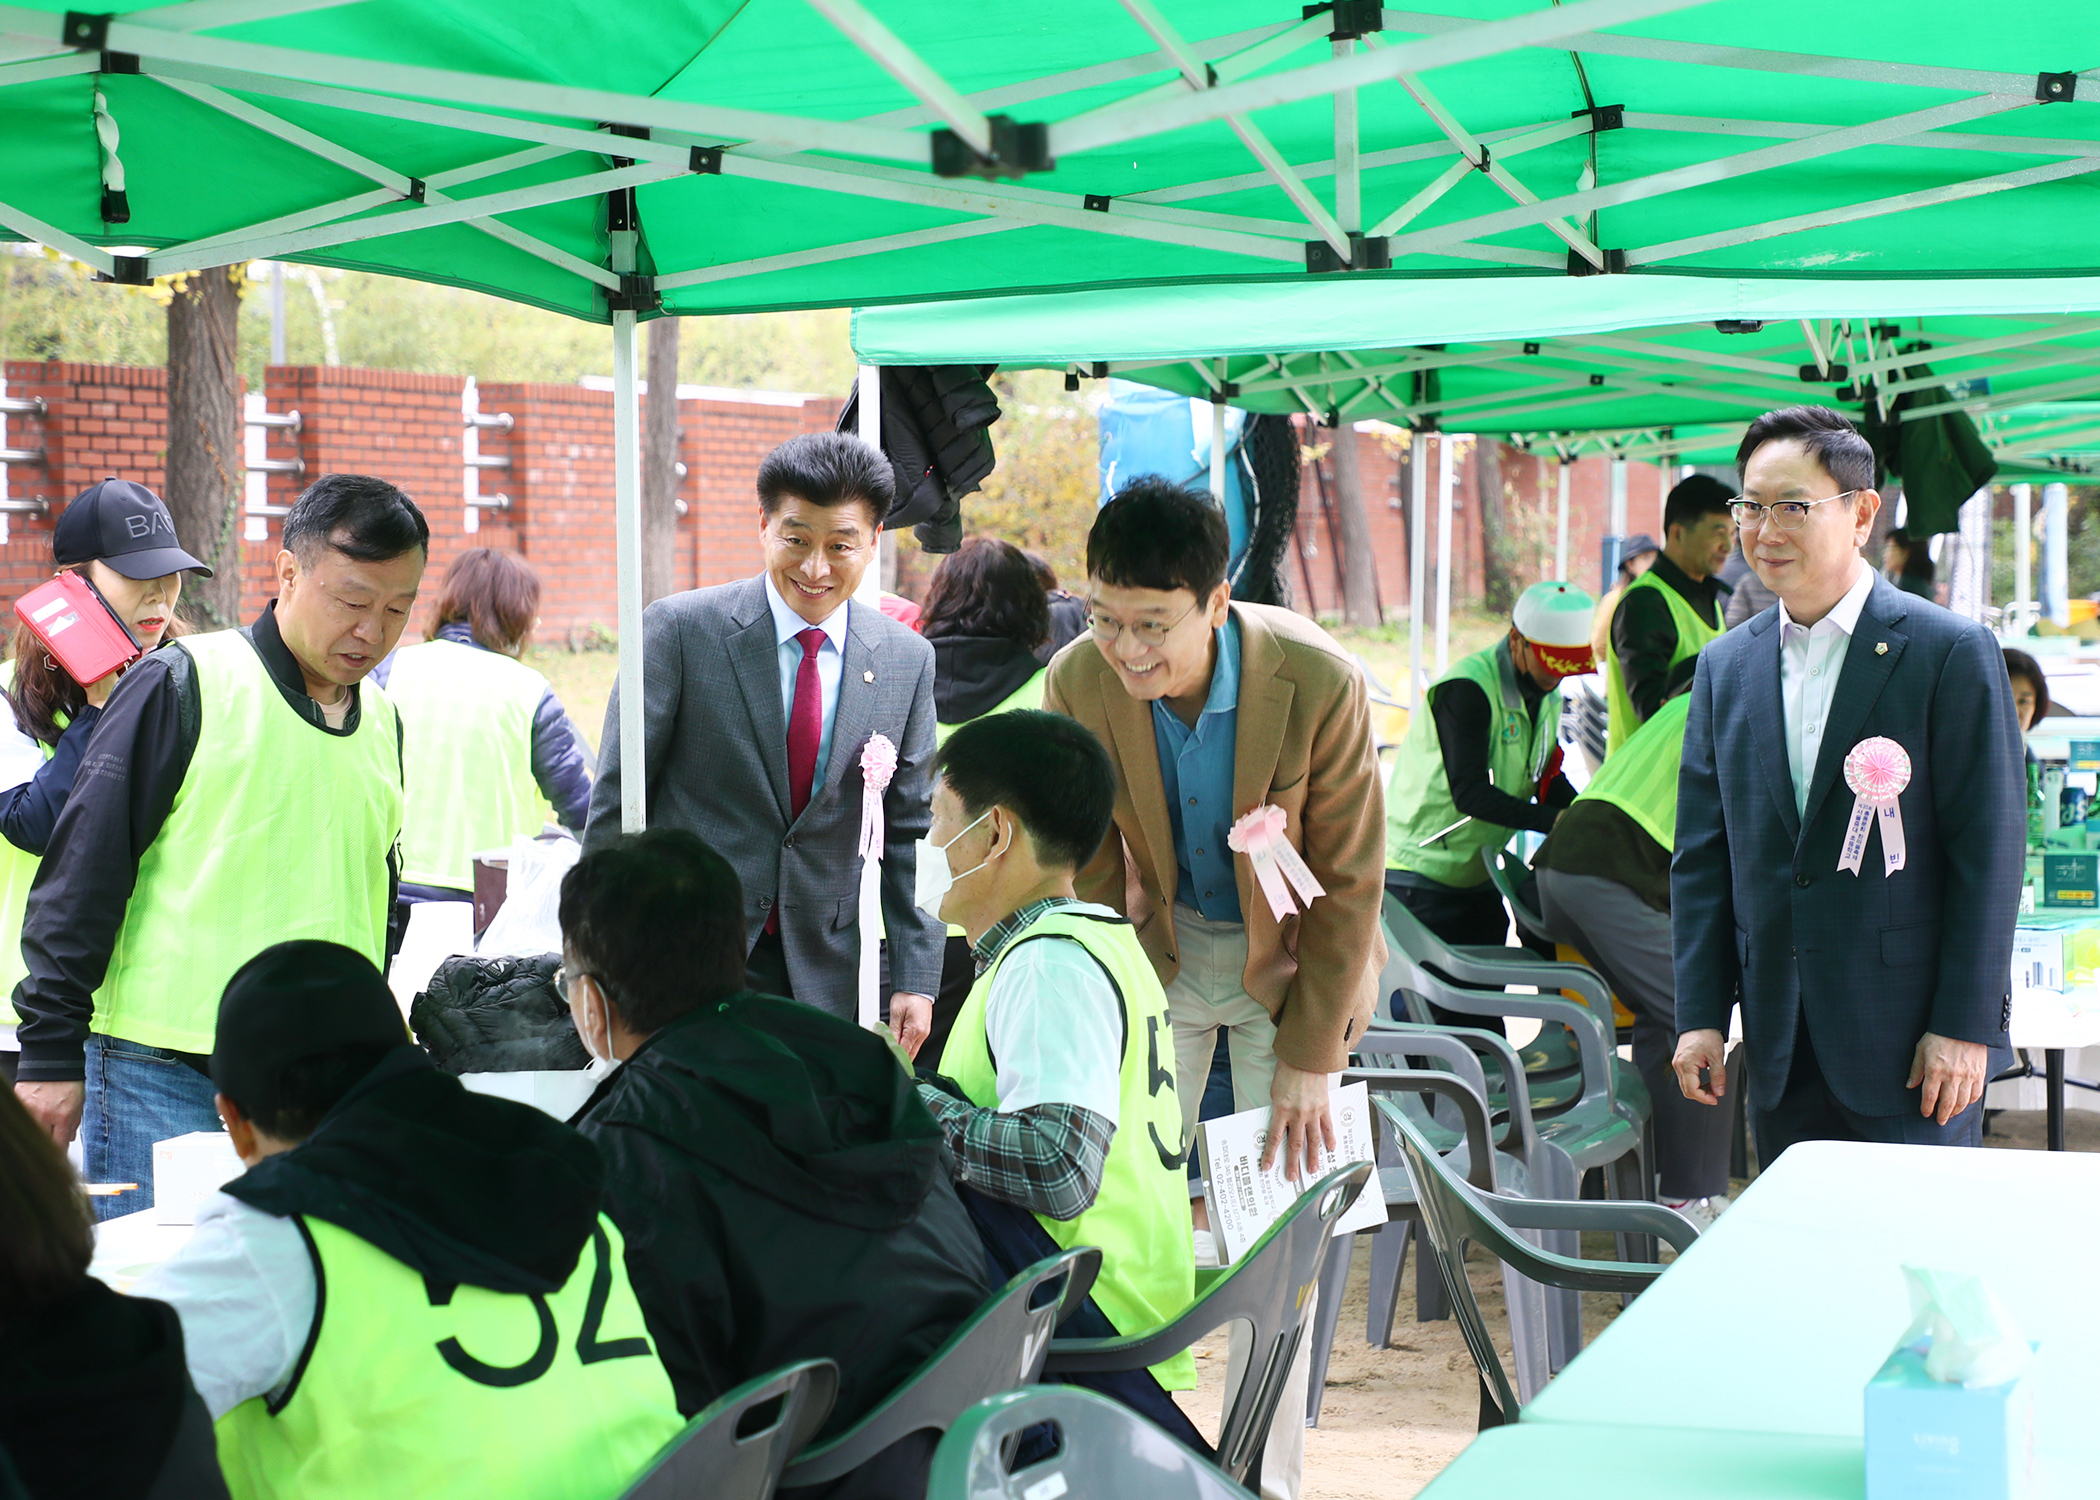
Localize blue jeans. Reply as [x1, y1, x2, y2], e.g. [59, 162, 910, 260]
[83, 1033, 223, 1222]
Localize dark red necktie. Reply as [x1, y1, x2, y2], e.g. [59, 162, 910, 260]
[770, 627, 826, 934]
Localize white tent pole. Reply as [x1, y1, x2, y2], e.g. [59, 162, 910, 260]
[1555, 459, 1570, 580]
[612, 287, 646, 832]
[1409, 429, 1428, 700]
[2045, 482, 2070, 628]
[856, 364, 886, 604]
[1435, 433, 1454, 675]
[1607, 453, 1628, 581]
[2015, 482, 2032, 627]
[1209, 382, 1227, 502]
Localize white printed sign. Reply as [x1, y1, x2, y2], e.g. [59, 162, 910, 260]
[1196, 1080, 1387, 1265]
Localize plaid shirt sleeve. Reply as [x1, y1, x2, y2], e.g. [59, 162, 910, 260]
[917, 1086, 1115, 1223]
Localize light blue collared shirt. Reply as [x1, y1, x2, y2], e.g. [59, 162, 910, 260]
[764, 575, 850, 793]
[1153, 616, 1243, 924]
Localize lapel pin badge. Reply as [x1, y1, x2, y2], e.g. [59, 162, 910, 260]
[864, 670, 875, 682]
[1875, 642, 1888, 655]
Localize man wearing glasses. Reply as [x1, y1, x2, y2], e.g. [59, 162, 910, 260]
[584, 432, 942, 1056]
[1043, 477, 1385, 1500]
[1673, 406, 2022, 1161]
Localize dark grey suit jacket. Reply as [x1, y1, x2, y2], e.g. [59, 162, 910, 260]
[1672, 571, 2023, 1117]
[584, 575, 945, 1018]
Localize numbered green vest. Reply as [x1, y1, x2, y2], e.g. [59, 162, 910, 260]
[1385, 642, 1557, 889]
[943, 908, 1197, 1390]
[96, 631, 402, 1055]
[1603, 569, 1721, 755]
[933, 668, 1047, 746]
[1576, 692, 1692, 851]
[386, 639, 552, 890]
[215, 1214, 681, 1500]
[0, 661, 58, 1025]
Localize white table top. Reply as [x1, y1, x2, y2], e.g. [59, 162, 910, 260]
[88, 1206, 194, 1293]
[1523, 1141, 2099, 1489]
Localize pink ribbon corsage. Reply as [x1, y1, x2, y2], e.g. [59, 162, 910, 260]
[1227, 804, 1326, 921]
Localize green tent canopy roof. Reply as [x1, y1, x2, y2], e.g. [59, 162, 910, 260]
[4, 0, 2099, 322]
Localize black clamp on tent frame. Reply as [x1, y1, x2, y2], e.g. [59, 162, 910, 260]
[2037, 72, 2078, 103]
[1798, 362, 1849, 383]
[60, 11, 111, 48]
[1566, 248, 1627, 276]
[1304, 1, 1384, 40]
[1305, 233, 1390, 273]
[93, 255, 150, 286]
[932, 116, 1052, 181]
[690, 146, 723, 174]
[1572, 104, 1625, 132]
[98, 49, 137, 73]
[605, 274, 659, 314]
[1714, 320, 1764, 334]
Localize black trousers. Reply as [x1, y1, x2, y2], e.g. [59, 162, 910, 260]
[1752, 1024, 1999, 1165]
[746, 930, 794, 1002]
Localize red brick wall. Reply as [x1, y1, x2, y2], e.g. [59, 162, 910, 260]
[0, 361, 840, 644]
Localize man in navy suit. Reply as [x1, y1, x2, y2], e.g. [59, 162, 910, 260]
[1672, 407, 2022, 1159]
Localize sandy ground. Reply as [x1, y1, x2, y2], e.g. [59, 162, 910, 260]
[1171, 1109, 2096, 1500]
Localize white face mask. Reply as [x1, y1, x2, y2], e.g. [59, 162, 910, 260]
[570, 975, 619, 1081]
[915, 809, 993, 919]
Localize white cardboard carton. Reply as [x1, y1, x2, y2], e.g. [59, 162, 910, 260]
[152, 1131, 245, 1225]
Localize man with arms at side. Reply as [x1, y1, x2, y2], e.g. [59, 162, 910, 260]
[13, 476, 425, 1213]
[584, 432, 940, 1054]
[1044, 479, 1386, 1500]
[563, 829, 988, 1500]
[1605, 474, 1734, 753]
[1673, 406, 2022, 1158]
[914, 709, 1201, 1454]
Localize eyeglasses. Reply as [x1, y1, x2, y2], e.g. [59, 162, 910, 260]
[553, 965, 583, 1006]
[1728, 491, 1860, 532]
[1085, 598, 1201, 648]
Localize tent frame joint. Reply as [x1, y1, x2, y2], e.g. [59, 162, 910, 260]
[1305, 232, 1389, 273]
[2037, 71, 2078, 104]
[931, 115, 1052, 181]
[98, 50, 139, 75]
[605, 273, 659, 314]
[94, 255, 150, 286]
[689, 146, 723, 175]
[1565, 247, 1627, 275]
[61, 12, 111, 51]
[1573, 103, 1625, 132]
[1303, 1, 1384, 42]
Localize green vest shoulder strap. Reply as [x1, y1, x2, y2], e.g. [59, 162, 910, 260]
[96, 631, 404, 1054]
[934, 667, 1048, 745]
[215, 1214, 681, 1500]
[386, 639, 551, 890]
[1577, 691, 1692, 849]
[943, 907, 1197, 1391]
[1384, 641, 1558, 888]
[1603, 568, 1721, 755]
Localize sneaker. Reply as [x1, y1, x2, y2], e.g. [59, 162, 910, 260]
[1662, 1195, 1728, 1232]
[1192, 1228, 1220, 1269]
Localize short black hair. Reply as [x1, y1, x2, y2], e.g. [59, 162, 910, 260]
[281, 473, 430, 562]
[921, 537, 1050, 649]
[2004, 647, 2050, 721]
[1664, 473, 1734, 535]
[1735, 406, 1875, 494]
[242, 1043, 396, 1142]
[1087, 476, 1229, 599]
[1887, 527, 1936, 583]
[936, 709, 1115, 872]
[757, 432, 894, 527]
[559, 829, 747, 1032]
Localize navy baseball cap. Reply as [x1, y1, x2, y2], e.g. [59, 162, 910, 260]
[54, 477, 213, 580]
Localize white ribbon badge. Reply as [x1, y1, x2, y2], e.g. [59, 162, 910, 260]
[856, 734, 897, 1028]
[1226, 805, 1326, 921]
[1838, 736, 1910, 877]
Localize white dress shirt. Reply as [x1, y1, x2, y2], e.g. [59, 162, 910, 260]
[1777, 562, 1876, 817]
[763, 574, 850, 794]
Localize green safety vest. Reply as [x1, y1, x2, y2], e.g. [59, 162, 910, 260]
[943, 908, 1197, 1390]
[215, 1214, 681, 1500]
[1575, 692, 1692, 850]
[933, 668, 1046, 746]
[0, 661, 58, 1024]
[96, 630, 402, 1055]
[385, 639, 552, 889]
[1385, 642, 1558, 889]
[1603, 569, 1721, 756]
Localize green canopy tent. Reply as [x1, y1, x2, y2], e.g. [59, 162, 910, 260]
[5, 0, 2099, 811]
[854, 273, 2100, 685]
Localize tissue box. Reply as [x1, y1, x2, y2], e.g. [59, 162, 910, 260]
[1865, 1341, 2036, 1500]
[2042, 853, 2098, 908]
[152, 1131, 245, 1225]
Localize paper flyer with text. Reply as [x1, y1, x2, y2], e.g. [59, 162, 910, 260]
[1197, 1080, 1387, 1264]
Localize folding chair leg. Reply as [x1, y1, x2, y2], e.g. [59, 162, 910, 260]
[1365, 1219, 1410, 1347]
[1416, 1235, 1451, 1324]
[1304, 1232, 1354, 1426]
[1499, 1261, 1552, 1404]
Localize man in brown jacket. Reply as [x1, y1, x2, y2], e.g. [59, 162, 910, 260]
[1043, 478, 1386, 1500]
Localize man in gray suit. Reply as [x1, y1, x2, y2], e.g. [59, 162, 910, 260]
[584, 432, 942, 1054]
[1672, 406, 2022, 1161]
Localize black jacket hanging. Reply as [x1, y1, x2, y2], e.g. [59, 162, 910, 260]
[837, 365, 1001, 553]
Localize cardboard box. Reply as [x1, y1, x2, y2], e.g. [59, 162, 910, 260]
[1865, 1341, 2036, 1500]
[2041, 853, 2098, 908]
[152, 1131, 245, 1226]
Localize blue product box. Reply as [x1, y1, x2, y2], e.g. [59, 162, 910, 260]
[1864, 1341, 2036, 1500]
[2068, 739, 2100, 772]
[2042, 852, 2099, 908]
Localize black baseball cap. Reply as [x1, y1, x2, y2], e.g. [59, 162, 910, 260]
[211, 941, 408, 1120]
[54, 477, 213, 580]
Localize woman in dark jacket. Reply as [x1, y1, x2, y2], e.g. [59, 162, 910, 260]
[919, 539, 1051, 1062]
[0, 1087, 227, 1500]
